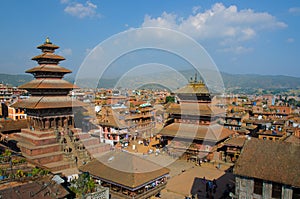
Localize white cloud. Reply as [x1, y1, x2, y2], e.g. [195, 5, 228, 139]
[60, 0, 69, 4]
[289, 7, 300, 15]
[192, 6, 201, 15]
[60, 48, 73, 56]
[63, 1, 99, 19]
[218, 46, 253, 54]
[143, 3, 286, 41]
[287, 38, 295, 43]
[141, 3, 287, 54]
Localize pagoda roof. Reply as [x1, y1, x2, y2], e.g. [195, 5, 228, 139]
[79, 151, 169, 190]
[37, 42, 59, 50]
[31, 53, 65, 61]
[159, 122, 234, 142]
[26, 64, 71, 73]
[167, 103, 225, 116]
[175, 81, 209, 94]
[19, 78, 78, 89]
[11, 96, 85, 109]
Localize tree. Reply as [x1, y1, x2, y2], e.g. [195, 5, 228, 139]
[165, 96, 175, 103]
[69, 172, 96, 198]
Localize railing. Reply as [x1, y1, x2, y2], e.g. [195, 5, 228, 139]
[110, 183, 166, 199]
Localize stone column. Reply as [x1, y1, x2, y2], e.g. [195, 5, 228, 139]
[262, 181, 272, 199]
[282, 186, 293, 199]
[45, 118, 50, 129]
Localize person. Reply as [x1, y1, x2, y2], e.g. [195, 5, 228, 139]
[202, 176, 206, 185]
[75, 156, 78, 165]
[213, 179, 217, 193]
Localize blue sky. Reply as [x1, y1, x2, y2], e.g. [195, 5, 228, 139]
[0, 0, 299, 77]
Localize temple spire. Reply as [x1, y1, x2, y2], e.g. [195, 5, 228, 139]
[45, 36, 51, 44]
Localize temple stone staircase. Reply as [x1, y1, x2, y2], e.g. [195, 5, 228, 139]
[14, 127, 110, 174]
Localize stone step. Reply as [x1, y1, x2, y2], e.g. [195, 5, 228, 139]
[15, 132, 57, 146]
[21, 128, 55, 138]
[75, 132, 91, 140]
[17, 142, 61, 156]
[43, 160, 74, 172]
[23, 151, 64, 165]
[80, 137, 99, 146]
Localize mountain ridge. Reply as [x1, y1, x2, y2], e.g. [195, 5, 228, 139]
[1, 72, 299, 91]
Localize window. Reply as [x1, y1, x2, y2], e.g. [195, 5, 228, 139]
[253, 179, 263, 195]
[293, 188, 300, 199]
[272, 183, 282, 198]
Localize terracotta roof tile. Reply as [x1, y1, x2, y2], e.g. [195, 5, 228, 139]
[224, 137, 246, 147]
[234, 138, 300, 187]
[167, 103, 225, 116]
[159, 123, 234, 142]
[175, 82, 209, 94]
[79, 151, 169, 190]
[26, 64, 71, 73]
[19, 78, 77, 89]
[0, 119, 27, 133]
[31, 53, 65, 61]
[11, 96, 85, 109]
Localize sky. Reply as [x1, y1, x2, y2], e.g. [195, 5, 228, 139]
[0, 0, 300, 78]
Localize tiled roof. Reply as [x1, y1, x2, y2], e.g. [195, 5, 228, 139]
[79, 151, 169, 190]
[175, 82, 209, 94]
[31, 53, 65, 61]
[167, 103, 225, 116]
[284, 135, 300, 145]
[0, 176, 69, 198]
[26, 64, 71, 73]
[37, 42, 59, 49]
[159, 123, 234, 142]
[19, 78, 77, 89]
[234, 138, 300, 187]
[224, 137, 246, 147]
[0, 119, 27, 133]
[98, 114, 128, 129]
[11, 96, 85, 109]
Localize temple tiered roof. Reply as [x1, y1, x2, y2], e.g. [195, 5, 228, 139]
[12, 37, 83, 110]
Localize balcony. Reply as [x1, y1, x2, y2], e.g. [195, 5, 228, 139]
[110, 183, 166, 199]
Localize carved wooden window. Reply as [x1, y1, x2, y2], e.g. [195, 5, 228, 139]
[253, 178, 263, 195]
[272, 182, 282, 199]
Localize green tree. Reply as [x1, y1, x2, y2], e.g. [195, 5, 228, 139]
[69, 172, 96, 198]
[165, 96, 175, 103]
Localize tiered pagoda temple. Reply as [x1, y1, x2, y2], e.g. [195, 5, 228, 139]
[13, 37, 83, 129]
[159, 75, 234, 161]
[12, 38, 110, 173]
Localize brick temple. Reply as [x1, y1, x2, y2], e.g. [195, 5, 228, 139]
[159, 74, 234, 161]
[12, 38, 109, 173]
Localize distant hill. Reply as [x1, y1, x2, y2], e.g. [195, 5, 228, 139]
[222, 73, 300, 89]
[0, 74, 33, 87]
[1, 72, 299, 92]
